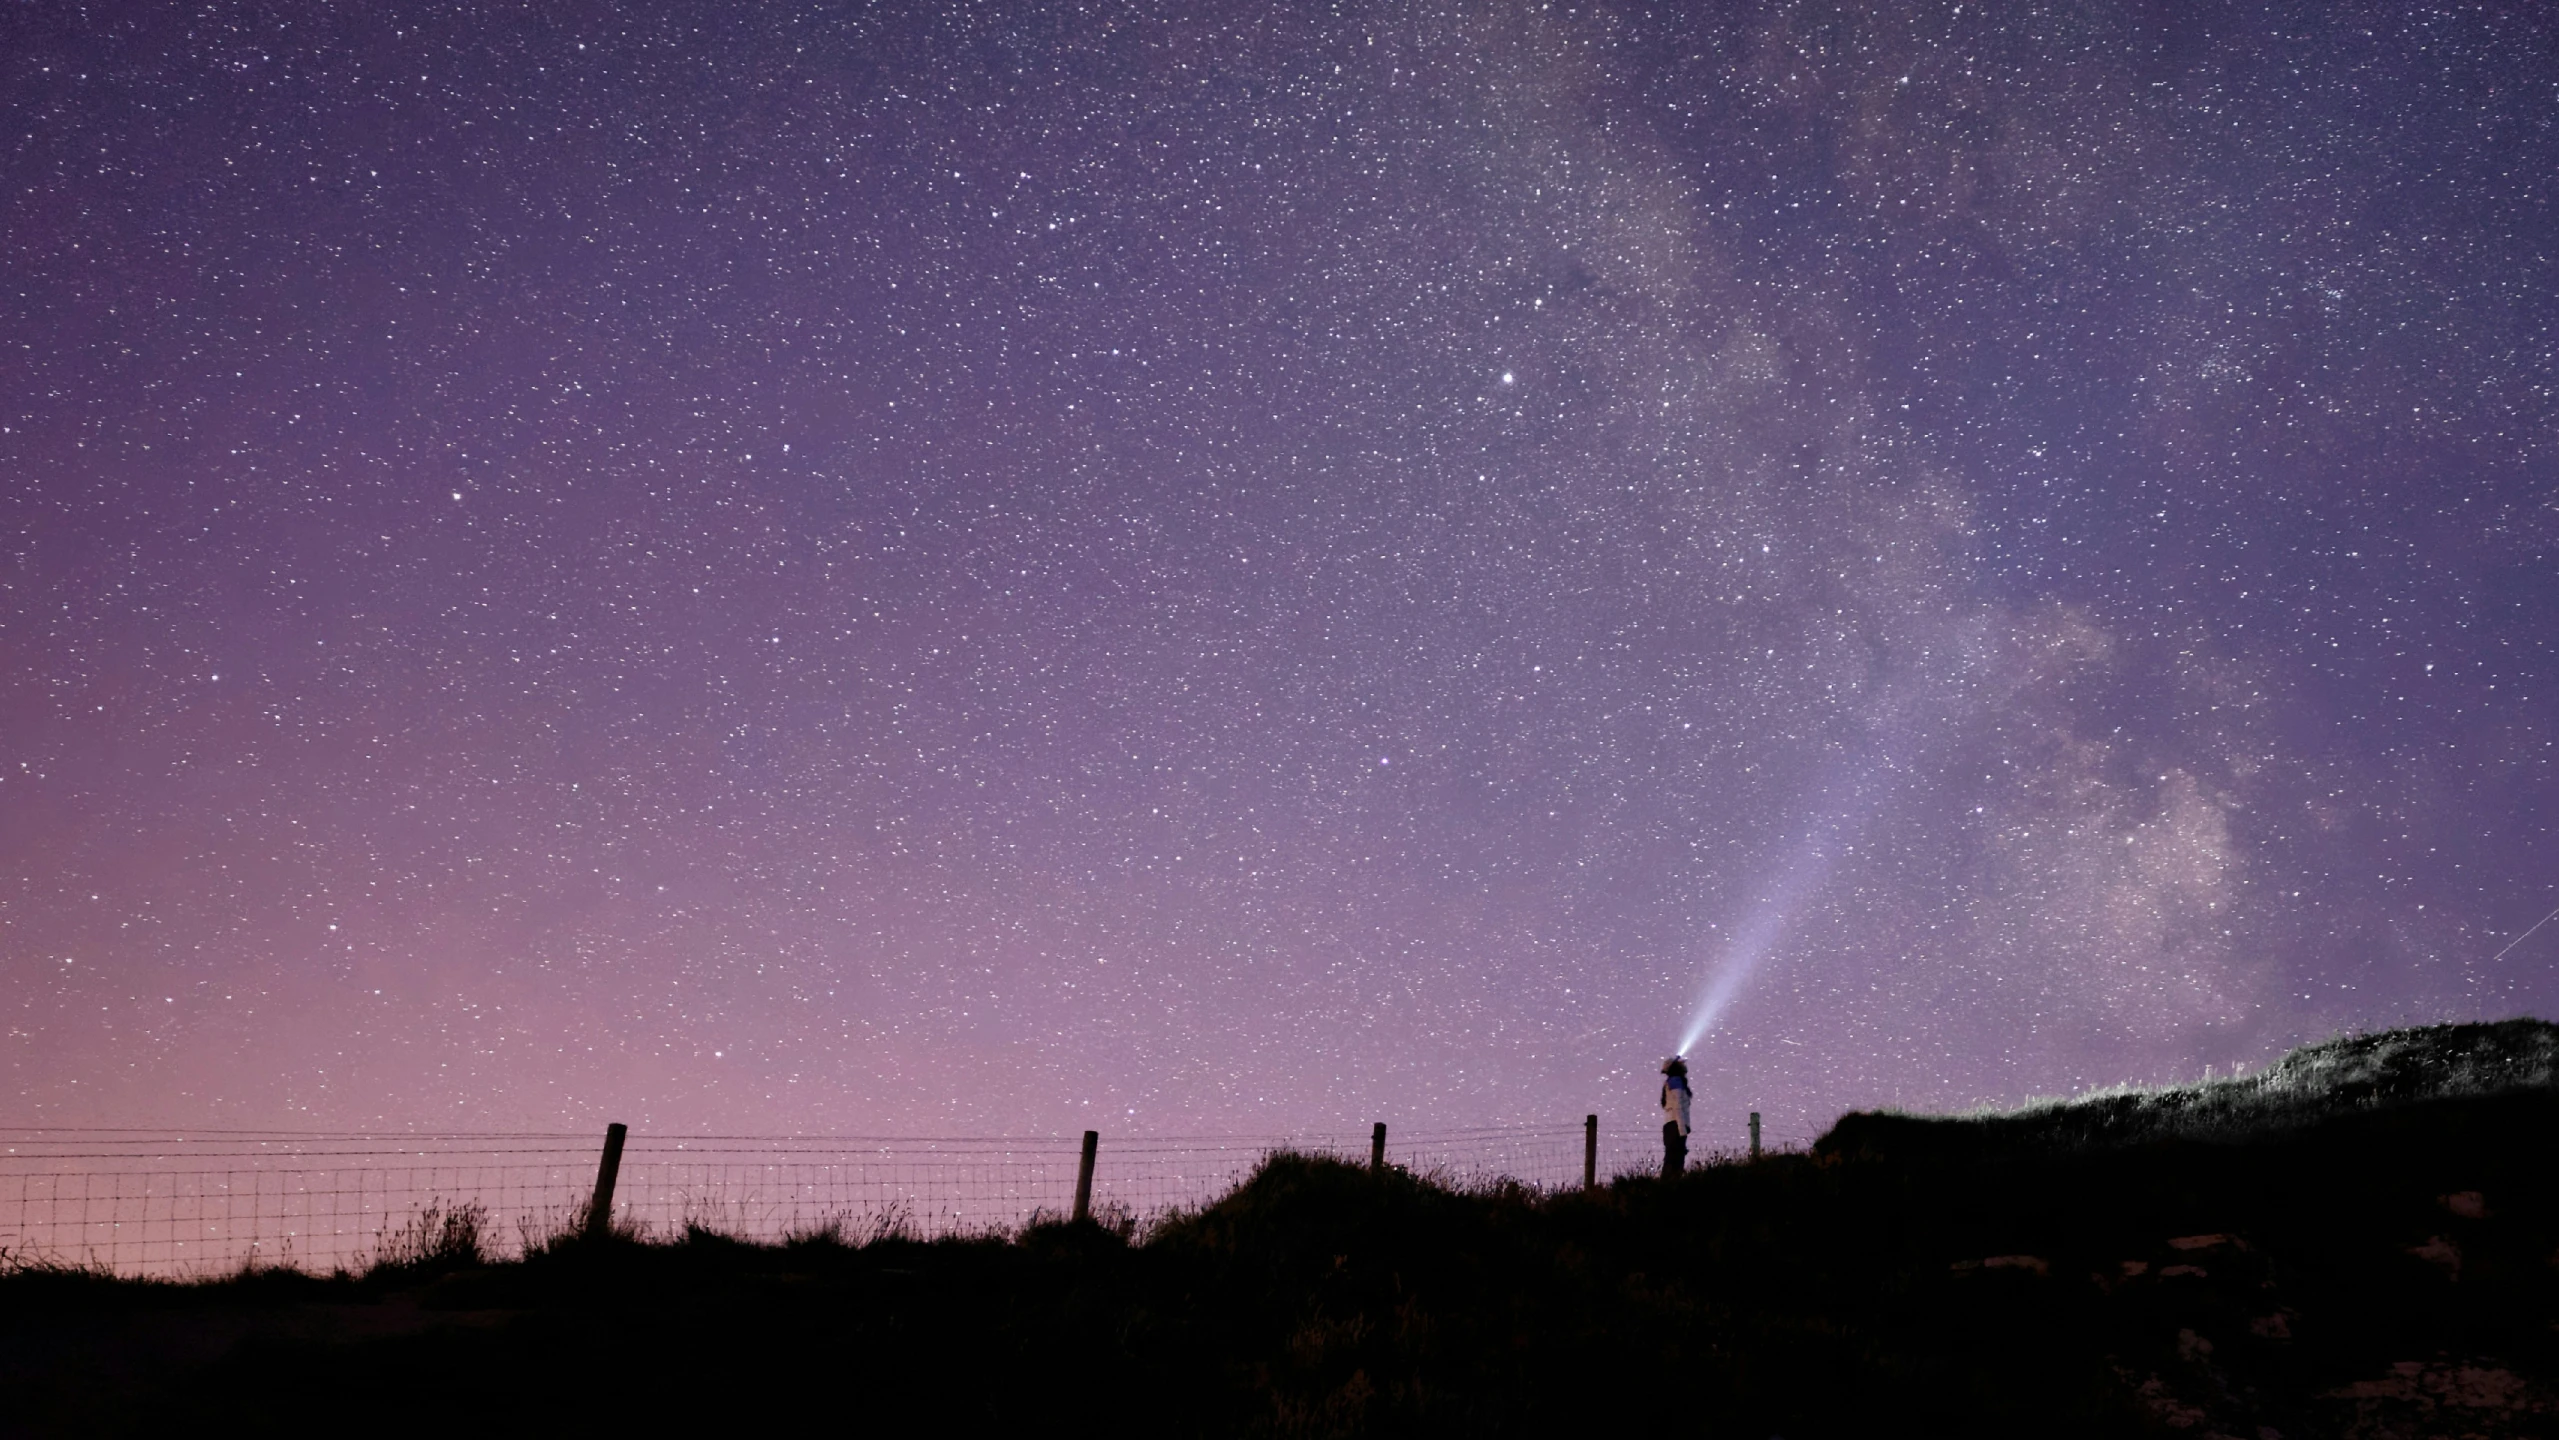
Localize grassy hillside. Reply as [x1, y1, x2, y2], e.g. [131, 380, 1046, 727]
[1821, 1017, 2559, 1159]
[3, 1021, 2554, 1437]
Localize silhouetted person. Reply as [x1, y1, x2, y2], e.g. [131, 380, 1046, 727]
[1660, 1056, 1692, 1177]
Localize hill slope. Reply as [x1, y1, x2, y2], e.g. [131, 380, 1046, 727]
[1822, 1018, 2559, 1159]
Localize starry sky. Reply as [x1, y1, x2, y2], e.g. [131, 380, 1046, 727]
[4, 1, 2555, 1145]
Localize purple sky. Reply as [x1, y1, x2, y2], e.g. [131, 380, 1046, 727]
[4, 2, 2554, 1147]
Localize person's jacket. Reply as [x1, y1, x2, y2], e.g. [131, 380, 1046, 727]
[1660, 1076, 1692, 1137]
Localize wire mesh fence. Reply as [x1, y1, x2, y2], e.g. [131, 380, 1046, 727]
[0, 1120, 1706, 1278]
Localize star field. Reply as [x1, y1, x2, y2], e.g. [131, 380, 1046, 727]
[3, 1, 2554, 1144]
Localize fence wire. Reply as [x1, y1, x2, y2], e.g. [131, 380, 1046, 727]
[0, 1121, 1718, 1278]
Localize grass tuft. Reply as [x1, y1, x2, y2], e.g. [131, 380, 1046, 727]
[365, 1199, 490, 1275]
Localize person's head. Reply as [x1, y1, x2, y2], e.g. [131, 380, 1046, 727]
[1660, 1056, 1687, 1079]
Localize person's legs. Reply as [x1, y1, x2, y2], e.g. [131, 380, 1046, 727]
[1661, 1121, 1685, 1178]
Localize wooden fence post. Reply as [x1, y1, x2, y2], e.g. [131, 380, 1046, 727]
[1584, 1114, 1598, 1191]
[586, 1122, 627, 1239]
[1370, 1122, 1386, 1172]
[1073, 1130, 1098, 1223]
[1749, 1111, 1761, 1161]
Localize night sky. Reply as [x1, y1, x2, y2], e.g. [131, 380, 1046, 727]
[5, 1, 2555, 1145]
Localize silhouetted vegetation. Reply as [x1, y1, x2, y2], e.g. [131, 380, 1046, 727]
[364, 1199, 492, 1276]
[1821, 1017, 2559, 1160]
[3, 1021, 2553, 1436]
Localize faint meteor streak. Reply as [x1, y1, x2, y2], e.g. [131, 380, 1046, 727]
[2490, 901, 2559, 964]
